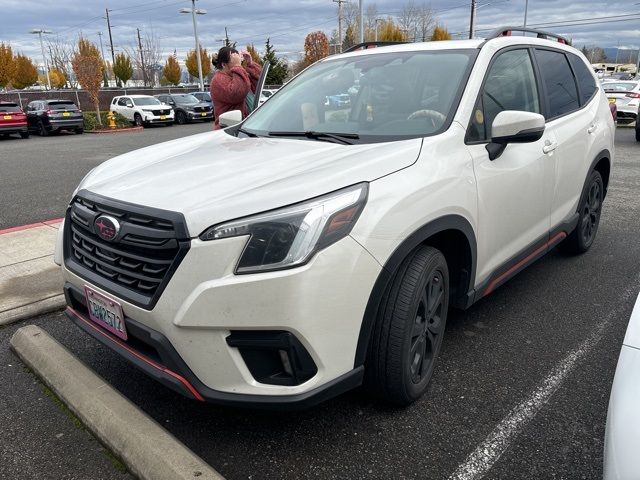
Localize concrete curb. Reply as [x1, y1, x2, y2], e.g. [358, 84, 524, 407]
[10, 325, 224, 480]
[0, 294, 65, 326]
[86, 126, 144, 134]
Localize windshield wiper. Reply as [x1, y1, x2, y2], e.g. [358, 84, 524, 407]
[237, 127, 258, 137]
[267, 131, 359, 145]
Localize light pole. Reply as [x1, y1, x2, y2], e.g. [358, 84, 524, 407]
[30, 28, 52, 90]
[523, 0, 529, 27]
[180, 0, 207, 92]
[358, 0, 364, 43]
[374, 19, 383, 42]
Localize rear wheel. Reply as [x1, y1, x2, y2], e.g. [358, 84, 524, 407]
[38, 120, 48, 136]
[561, 170, 603, 254]
[366, 245, 449, 406]
[20, 131, 29, 139]
[635, 124, 640, 142]
[75, 127, 83, 134]
[134, 113, 143, 127]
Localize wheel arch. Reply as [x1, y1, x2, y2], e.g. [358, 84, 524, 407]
[354, 214, 477, 368]
[591, 149, 611, 199]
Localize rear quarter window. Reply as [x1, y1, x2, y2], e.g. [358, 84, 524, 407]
[535, 49, 579, 119]
[568, 54, 598, 105]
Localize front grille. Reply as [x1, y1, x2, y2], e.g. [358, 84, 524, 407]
[155, 109, 171, 116]
[194, 106, 211, 112]
[64, 191, 190, 309]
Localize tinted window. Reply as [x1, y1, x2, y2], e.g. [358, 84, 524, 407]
[468, 49, 540, 142]
[536, 49, 579, 119]
[132, 97, 161, 106]
[117, 98, 128, 106]
[0, 103, 21, 112]
[568, 54, 597, 105]
[48, 101, 77, 110]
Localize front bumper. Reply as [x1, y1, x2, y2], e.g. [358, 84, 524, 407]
[187, 111, 213, 121]
[61, 231, 381, 406]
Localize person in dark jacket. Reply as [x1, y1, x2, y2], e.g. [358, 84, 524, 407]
[210, 46, 262, 129]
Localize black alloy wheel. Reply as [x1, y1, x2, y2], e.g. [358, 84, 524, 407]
[134, 113, 143, 127]
[176, 111, 187, 125]
[38, 120, 48, 136]
[366, 245, 449, 406]
[561, 170, 604, 254]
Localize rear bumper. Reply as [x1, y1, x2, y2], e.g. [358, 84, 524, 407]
[0, 123, 28, 133]
[64, 285, 364, 409]
[49, 118, 84, 130]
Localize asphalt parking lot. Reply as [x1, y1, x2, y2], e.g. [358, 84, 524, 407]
[0, 122, 212, 229]
[1, 128, 639, 479]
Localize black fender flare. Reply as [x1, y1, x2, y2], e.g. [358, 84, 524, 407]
[587, 149, 611, 199]
[353, 214, 477, 368]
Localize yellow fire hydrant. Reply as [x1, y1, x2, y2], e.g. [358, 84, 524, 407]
[106, 111, 116, 129]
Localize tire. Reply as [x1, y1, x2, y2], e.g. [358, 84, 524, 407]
[560, 170, 604, 255]
[635, 125, 640, 142]
[134, 113, 143, 127]
[38, 120, 48, 136]
[176, 111, 187, 125]
[365, 245, 449, 406]
[75, 128, 83, 135]
[20, 131, 29, 139]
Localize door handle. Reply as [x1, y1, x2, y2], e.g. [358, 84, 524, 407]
[542, 140, 557, 154]
[587, 123, 598, 134]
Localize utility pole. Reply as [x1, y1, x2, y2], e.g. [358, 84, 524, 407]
[137, 28, 147, 87]
[469, 0, 476, 39]
[29, 29, 52, 90]
[523, 0, 529, 27]
[333, 0, 346, 52]
[105, 9, 116, 69]
[97, 32, 108, 87]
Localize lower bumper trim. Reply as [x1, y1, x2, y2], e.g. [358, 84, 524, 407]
[64, 283, 363, 409]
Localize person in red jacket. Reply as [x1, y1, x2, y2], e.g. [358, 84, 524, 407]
[210, 46, 262, 129]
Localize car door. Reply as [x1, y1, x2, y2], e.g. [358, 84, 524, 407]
[118, 97, 134, 120]
[534, 49, 600, 228]
[465, 47, 556, 283]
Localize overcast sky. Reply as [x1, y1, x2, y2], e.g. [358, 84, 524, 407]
[2, 0, 640, 67]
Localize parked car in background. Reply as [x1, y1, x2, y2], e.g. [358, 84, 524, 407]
[603, 81, 640, 124]
[604, 292, 640, 479]
[26, 99, 83, 136]
[110, 95, 174, 127]
[154, 93, 212, 124]
[0, 102, 29, 139]
[191, 91, 212, 105]
[325, 93, 351, 109]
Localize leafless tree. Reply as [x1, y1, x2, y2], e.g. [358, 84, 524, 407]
[124, 29, 162, 86]
[416, 3, 435, 42]
[398, 1, 420, 42]
[47, 36, 76, 87]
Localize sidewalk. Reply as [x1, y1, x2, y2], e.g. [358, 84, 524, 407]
[0, 219, 65, 325]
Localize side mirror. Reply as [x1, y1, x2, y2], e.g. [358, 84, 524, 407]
[486, 110, 545, 161]
[219, 110, 242, 128]
[127, 103, 134, 108]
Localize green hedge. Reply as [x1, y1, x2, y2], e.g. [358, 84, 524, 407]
[83, 111, 131, 131]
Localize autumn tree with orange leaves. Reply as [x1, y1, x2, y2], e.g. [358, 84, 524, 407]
[72, 37, 103, 124]
[303, 31, 329, 68]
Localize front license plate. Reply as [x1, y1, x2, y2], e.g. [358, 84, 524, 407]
[608, 97, 616, 104]
[3, 115, 11, 120]
[63, 112, 71, 117]
[201, 112, 207, 116]
[84, 287, 127, 340]
[160, 115, 166, 120]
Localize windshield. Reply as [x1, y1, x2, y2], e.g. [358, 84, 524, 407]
[173, 94, 199, 104]
[133, 97, 161, 106]
[242, 49, 476, 143]
[195, 92, 211, 101]
[604, 82, 637, 92]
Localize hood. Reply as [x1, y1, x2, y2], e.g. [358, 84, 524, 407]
[79, 131, 422, 236]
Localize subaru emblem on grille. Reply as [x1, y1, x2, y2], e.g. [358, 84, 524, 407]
[94, 215, 120, 241]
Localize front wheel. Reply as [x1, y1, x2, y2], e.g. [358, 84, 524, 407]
[561, 170, 604, 254]
[134, 113, 143, 127]
[366, 245, 449, 406]
[175, 111, 187, 125]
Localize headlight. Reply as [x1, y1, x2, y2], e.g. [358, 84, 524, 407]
[141, 108, 153, 112]
[200, 183, 368, 274]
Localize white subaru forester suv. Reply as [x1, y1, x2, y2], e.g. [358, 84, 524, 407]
[55, 28, 614, 408]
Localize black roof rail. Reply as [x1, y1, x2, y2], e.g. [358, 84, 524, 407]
[343, 41, 407, 53]
[487, 26, 571, 45]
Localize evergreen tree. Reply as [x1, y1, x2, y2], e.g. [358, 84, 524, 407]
[342, 25, 356, 51]
[262, 38, 288, 85]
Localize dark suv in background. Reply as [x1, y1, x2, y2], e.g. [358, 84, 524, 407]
[154, 93, 212, 124]
[26, 99, 83, 136]
[0, 102, 29, 139]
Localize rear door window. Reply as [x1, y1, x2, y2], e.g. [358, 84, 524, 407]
[567, 54, 598, 105]
[535, 49, 579, 119]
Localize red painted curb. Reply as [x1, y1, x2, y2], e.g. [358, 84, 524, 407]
[0, 218, 63, 235]
[86, 126, 144, 134]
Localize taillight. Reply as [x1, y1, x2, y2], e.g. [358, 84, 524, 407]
[625, 92, 640, 99]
